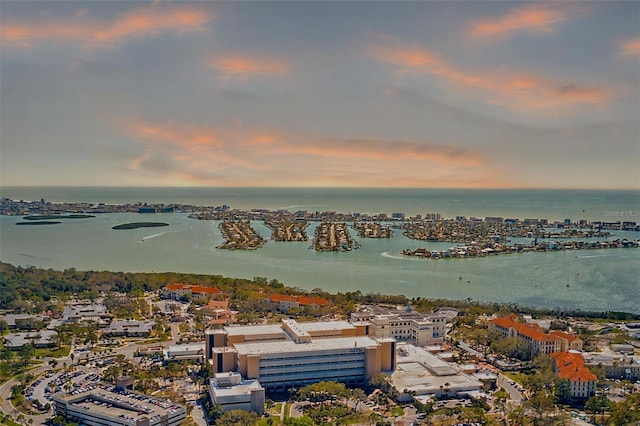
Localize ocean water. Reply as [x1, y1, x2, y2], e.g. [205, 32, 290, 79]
[1, 187, 639, 313]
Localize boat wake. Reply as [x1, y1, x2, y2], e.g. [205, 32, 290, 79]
[576, 254, 611, 259]
[380, 251, 407, 260]
[141, 229, 182, 241]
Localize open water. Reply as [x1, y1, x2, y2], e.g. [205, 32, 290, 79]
[1, 187, 639, 313]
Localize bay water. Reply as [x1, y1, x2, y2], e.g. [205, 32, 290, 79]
[1, 187, 638, 313]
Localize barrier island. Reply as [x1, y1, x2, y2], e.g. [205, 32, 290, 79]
[112, 222, 169, 230]
[23, 214, 95, 220]
[16, 221, 61, 225]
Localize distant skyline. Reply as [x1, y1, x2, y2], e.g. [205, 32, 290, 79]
[1, 1, 639, 189]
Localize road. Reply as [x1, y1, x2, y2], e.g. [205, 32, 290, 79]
[0, 364, 51, 426]
[497, 373, 526, 404]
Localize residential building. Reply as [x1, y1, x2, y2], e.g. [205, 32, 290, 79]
[164, 283, 221, 301]
[550, 352, 597, 399]
[53, 389, 186, 426]
[209, 372, 265, 414]
[205, 319, 395, 391]
[489, 314, 563, 356]
[264, 294, 330, 313]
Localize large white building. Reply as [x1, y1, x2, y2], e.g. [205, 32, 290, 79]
[209, 372, 265, 414]
[350, 305, 448, 346]
[53, 389, 186, 426]
[205, 319, 396, 391]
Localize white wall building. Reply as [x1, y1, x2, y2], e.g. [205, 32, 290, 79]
[209, 372, 265, 414]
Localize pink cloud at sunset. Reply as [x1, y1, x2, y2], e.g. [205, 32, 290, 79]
[467, 3, 586, 40]
[367, 39, 611, 111]
[618, 37, 640, 56]
[1, 3, 213, 48]
[207, 54, 290, 79]
[125, 119, 495, 187]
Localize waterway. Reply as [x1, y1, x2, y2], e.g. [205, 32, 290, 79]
[2, 187, 639, 312]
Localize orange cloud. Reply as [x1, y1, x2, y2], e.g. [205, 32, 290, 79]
[367, 39, 610, 110]
[208, 54, 290, 79]
[124, 119, 494, 187]
[618, 37, 640, 56]
[1, 3, 213, 48]
[467, 3, 586, 39]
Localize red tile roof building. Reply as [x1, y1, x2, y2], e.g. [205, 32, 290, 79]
[165, 283, 221, 301]
[489, 314, 561, 356]
[265, 294, 330, 313]
[549, 330, 584, 352]
[550, 352, 597, 399]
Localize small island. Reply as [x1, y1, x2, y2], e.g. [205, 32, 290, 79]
[112, 222, 169, 230]
[23, 214, 95, 220]
[16, 221, 61, 225]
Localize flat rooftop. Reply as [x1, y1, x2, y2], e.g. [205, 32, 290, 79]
[224, 324, 285, 337]
[57, 390, 184, 421]
[390, 361, 482, 396]
[397, 344, 457, 376]
[234, 336, 380, 356]
[299, 320, 355, 332]
[210, 378, 263, 398]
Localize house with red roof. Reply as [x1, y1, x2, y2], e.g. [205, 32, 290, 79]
[550, 352, 597, 399]
[265, 294, 330, 313]
[165, 283, 221, 301]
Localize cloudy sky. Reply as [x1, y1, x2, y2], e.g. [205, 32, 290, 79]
[1, 1, 639, 189]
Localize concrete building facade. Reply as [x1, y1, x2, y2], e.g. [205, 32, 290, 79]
[53, 389, 186, 426]
[209, 372, 265, 414]
[205, 319, 395, 391]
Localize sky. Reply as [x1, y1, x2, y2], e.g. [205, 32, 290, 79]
[1, 1, 639, 189]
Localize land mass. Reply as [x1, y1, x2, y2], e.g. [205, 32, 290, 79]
[112, 222, 169, 230]
[15, 221, 61, 226]
[22, 214, 95, 220]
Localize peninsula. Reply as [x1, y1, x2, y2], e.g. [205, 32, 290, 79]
[217, 220, 266, 250]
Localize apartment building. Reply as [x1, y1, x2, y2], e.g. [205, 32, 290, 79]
[264, 294, 330, 313]
[164, 283, 221, 301]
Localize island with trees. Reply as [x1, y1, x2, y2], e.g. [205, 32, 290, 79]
[112, 222, 169, 230]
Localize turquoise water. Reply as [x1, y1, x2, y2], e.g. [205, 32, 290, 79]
[1, 188, 639, 312]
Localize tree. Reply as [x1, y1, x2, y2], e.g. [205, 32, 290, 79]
[584, 394, 610, 414]
[554, 379, 572, 405]
[18, 343, 35, 367]
[525, 390, 555, 424]
[284, 417, 315, 426]
[215, 409, 260, 425]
